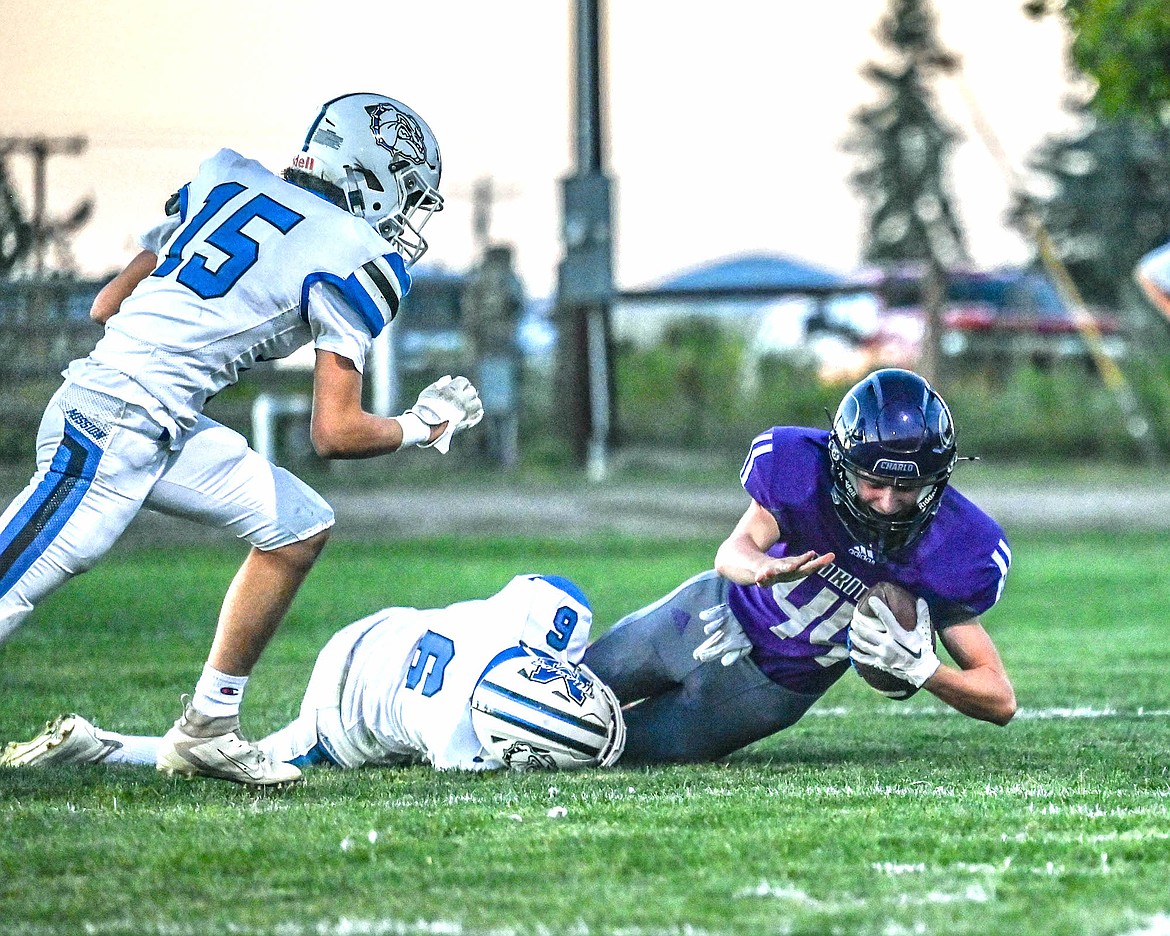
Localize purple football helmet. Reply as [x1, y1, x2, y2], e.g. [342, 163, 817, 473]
[828, 368, 958, 557]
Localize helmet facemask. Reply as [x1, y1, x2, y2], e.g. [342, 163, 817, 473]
[830, 457, 952, 557]
[577, 662, 627, 767]
[340, 164, 442, 266]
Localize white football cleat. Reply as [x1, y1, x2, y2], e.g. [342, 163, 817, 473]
[155, 698, 301, 788]
[0, 713, 123, 767]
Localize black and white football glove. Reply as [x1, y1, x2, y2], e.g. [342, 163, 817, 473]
[848, 597, 940, 689]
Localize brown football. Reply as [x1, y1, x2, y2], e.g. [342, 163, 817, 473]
[850, 581, 931, 701]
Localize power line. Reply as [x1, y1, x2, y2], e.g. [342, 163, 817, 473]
[0, 135, 92, 277]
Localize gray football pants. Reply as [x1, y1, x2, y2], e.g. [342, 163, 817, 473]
[582, 569, 823, 765]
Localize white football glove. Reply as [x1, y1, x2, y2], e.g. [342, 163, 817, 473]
[848, 597, 940, 689]
[401, 375, 484, 454]
[692, 603, 753, 667]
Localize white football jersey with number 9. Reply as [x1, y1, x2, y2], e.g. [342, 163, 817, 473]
[335, 574, 592, 770]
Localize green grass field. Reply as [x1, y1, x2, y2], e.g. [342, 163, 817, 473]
[2, 531, 1169, 936]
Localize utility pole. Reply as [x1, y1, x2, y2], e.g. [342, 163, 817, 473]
[468, 176, 521, 255]
[555, 0, 616, 479]
[472, 177, 495, 253]
[0, 135, 91, 278]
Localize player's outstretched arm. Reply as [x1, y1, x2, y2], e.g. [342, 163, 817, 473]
[310, 352, 482, 458]
[926, 621, 1016, 726]
[90, 250, 157, 325]
[714, 500, 835, 588]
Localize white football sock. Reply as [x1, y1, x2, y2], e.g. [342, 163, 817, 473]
[99, 731, 163, 766]
[257, 715, 319, 765]
[191, 664, 248, 718]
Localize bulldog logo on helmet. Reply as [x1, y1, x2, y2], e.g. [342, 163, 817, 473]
[366, 102, 435, 169]
[524, 657, 592, 706]
[499, 741, 559, 771]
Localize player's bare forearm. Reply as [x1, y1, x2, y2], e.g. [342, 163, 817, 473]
[715, 535, 834, 588]
[313, 408, 408, 458]
[924, 663, 1016, 725]
[716, 500, 836, 587]
[310, 350, 439, 458]
[91, 250, 157, 325]
[715, 544, 771, 586]
[927, 622, 1016, 724]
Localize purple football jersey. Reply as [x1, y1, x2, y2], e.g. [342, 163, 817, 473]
[729, 427, 1011, 695]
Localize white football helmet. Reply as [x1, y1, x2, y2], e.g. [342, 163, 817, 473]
[470, 648, 626, 770]
[291, 92, 443, 265]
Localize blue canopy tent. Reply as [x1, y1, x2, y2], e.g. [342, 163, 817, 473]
[626, 252, 859, 299]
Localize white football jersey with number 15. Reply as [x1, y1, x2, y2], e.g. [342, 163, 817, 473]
[79, 148, 409, 437]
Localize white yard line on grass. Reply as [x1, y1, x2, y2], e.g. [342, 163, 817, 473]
[808, 705, 1170, 719]
[5, 920, 724, 936]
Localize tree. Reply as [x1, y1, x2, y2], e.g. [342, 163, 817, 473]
[846, 0, 969, 268]
[846, 0, 970, 382]
[0, 163, 33, 279]
[1015, 97, 1170, 308]
[1024, 0, 1170, 123]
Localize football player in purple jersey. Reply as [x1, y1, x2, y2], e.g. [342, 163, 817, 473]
[582, 368, 1017, 764]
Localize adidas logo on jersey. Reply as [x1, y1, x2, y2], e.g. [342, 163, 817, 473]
[849, 544, 877, 564]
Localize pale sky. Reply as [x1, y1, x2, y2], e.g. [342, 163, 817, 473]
[0, 0, 1081, 297]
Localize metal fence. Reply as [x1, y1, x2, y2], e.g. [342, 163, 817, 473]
[0, 278, 104, 380]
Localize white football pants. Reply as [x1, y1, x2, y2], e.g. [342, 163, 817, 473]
[0, 382, 334, 644]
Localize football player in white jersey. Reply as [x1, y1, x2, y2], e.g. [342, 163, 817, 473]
[1, 575, 626, 775]
[0, 93, 484, 787]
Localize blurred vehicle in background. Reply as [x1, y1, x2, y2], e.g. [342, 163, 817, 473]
[0, 257, 1124, 396]
[859, 263, 1125, 376]
[392, 265, 556, 373]
[611, 253, 1125, 385]
[270, 264, 555, 381]
[393, 265, 467, 371]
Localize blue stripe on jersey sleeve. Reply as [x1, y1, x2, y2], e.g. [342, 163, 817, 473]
[301, 271, 383, 337]
[534, 574, 592, 611]
[300, 253, 411, 338]
[385, 251, 411, 295]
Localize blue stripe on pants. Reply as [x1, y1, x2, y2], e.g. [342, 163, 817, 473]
[289, 742, 340, 769]
[0, 423, 103, 597]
